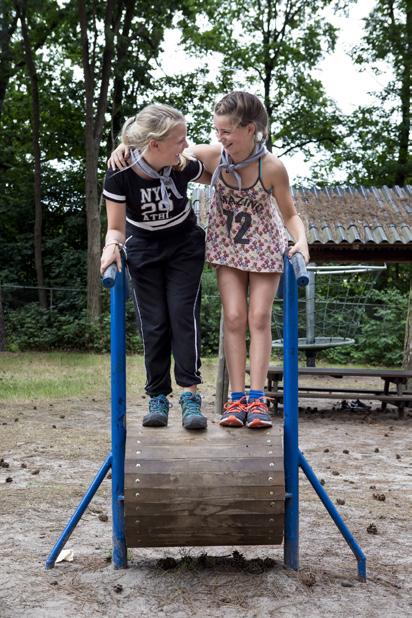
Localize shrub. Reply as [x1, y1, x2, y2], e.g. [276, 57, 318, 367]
[323, 288, 408, 366]
[200, 267, 221, 355]
[5, 300, 143, 353]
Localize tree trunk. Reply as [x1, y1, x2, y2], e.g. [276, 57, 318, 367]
[403, 279, 412, 391]
[17, 0, 47, 308]
[215, 309, 229, 415]
[1, 3, 69, 122]
[109, 0, 134, 149]
[0, 286, 6, 351]
[84, 137, 102, 318]
[78, 0, 119, 319]
[0, 4, 18, 120]
[395, 2, 411, 186]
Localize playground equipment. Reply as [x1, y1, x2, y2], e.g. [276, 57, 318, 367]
[45, 253, 366, 581]
[125, 422, 285, 548]
[273, 264, 386, 366]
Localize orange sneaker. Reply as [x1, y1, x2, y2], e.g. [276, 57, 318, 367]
[246, 398, 273, 429]
[219, 398, 248, 427]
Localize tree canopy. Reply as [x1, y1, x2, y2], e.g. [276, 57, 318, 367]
[0, 0, 410, 339]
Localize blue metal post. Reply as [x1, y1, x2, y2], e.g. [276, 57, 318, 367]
[45, 454, 112, 569]
[283, 255, 299, 570]
[110, 262, 128, 569]
[299, 452, 367, 581]
[278, 253, 366, 579]
[45, 261, 127, 570]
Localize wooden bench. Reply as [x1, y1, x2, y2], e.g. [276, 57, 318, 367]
[255, 366, 412, 418]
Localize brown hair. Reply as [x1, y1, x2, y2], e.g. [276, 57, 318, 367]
[214, 91, 268, 142]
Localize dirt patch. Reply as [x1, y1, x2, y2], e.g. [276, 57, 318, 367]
[1, 382, 411, 617]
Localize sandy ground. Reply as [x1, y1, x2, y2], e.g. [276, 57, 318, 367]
[1, 379, 411, 618]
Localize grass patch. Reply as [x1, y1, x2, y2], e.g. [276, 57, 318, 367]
[0, 352, 218, 402]
[0, 352, 111, 401]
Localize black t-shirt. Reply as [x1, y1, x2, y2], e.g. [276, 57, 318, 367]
[103, 159, 203, 238]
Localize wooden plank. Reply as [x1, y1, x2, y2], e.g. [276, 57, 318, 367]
[125, 457, 283, 476]
[126, 531, 284, 548]
[126, 510, 284, 529]
[263, 365, 412, 379]
[126, 443, 282, 460]
[126, 425, 282, 447]
[124, 497, 284, 516]
[289, 387, 390, 395]
[265, 390, 410, 402]
[124, 485, 284, 502]
[125, 472, 284, 489]
[126, 517, 284, 547]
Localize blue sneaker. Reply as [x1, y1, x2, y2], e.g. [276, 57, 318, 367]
[219, 398, 248, 427]
[246, 398, 272, 429]
[179, 392, 207, 430]
[142, 394, 169, 427]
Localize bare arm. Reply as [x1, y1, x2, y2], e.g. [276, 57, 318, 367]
[184, 144, 221, 174]
[267, 157, 309, 263]
[107, 143, 221, 175]
[100, 200, 126, 273]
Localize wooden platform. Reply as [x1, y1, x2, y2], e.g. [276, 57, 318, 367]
[258, 366, 412, 417]
[125, 418, 285, 548]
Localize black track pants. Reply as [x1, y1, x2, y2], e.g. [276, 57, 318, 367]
[126, 225, 205, 396]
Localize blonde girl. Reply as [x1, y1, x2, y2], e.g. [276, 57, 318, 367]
[101, 103, 210, 430]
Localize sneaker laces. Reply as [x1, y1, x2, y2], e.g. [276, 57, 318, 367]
[247, 397, 272, 414]
[149, 396, 169, 414]
[223, 397, 248, 413]
[181, 394, 203, 416]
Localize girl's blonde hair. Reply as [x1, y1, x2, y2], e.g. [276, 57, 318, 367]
[214, 91, 268, 143]
[121, 103, 188, 169]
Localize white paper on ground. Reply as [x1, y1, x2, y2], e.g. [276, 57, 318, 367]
[55, 549, 74, 563]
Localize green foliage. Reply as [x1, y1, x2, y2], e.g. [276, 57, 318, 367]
[0, 0, 410, 363]
[3, 275, 408, 366]
[323, 287, 408, 366]
[199, 266, 221, 355]
[4, 298, 143, 353]
[312, 0, 411, 186]
[150, 69, 225, 144]
[5, 303, 105, 352]
[3, 268, 222, 355]
[178, 0, 344, 160]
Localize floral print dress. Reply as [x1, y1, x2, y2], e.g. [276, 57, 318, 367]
[206, 169, 288, 273]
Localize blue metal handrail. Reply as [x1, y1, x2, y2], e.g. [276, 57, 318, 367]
[282, 252, 366, 581]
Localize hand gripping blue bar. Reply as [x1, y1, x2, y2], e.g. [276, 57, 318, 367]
[290, 252, 309, 287]
[277, 252, 308, 299]
[102, 263, 118, 289]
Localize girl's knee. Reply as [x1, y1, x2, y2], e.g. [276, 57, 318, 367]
[224, 310, 247, 333]
[248, 308, 271, 332]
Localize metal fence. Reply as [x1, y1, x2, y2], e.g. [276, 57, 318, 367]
[1, 284, 87, 312]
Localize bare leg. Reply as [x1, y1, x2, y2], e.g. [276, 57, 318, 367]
[217, 266, 249, 393]
[248, 272, 280, 391]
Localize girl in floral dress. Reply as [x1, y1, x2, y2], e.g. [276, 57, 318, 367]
[190, 91, 309, 428]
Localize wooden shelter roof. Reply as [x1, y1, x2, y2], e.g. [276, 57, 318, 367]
[291, 184, 412, 263]
[192, 184, 412, 263]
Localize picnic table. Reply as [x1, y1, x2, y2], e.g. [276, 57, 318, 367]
[256, 366, 412, 418]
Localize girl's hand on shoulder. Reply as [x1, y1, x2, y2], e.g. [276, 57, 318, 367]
[107, 144, 130, 170]
[288, 240, 310, 264]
